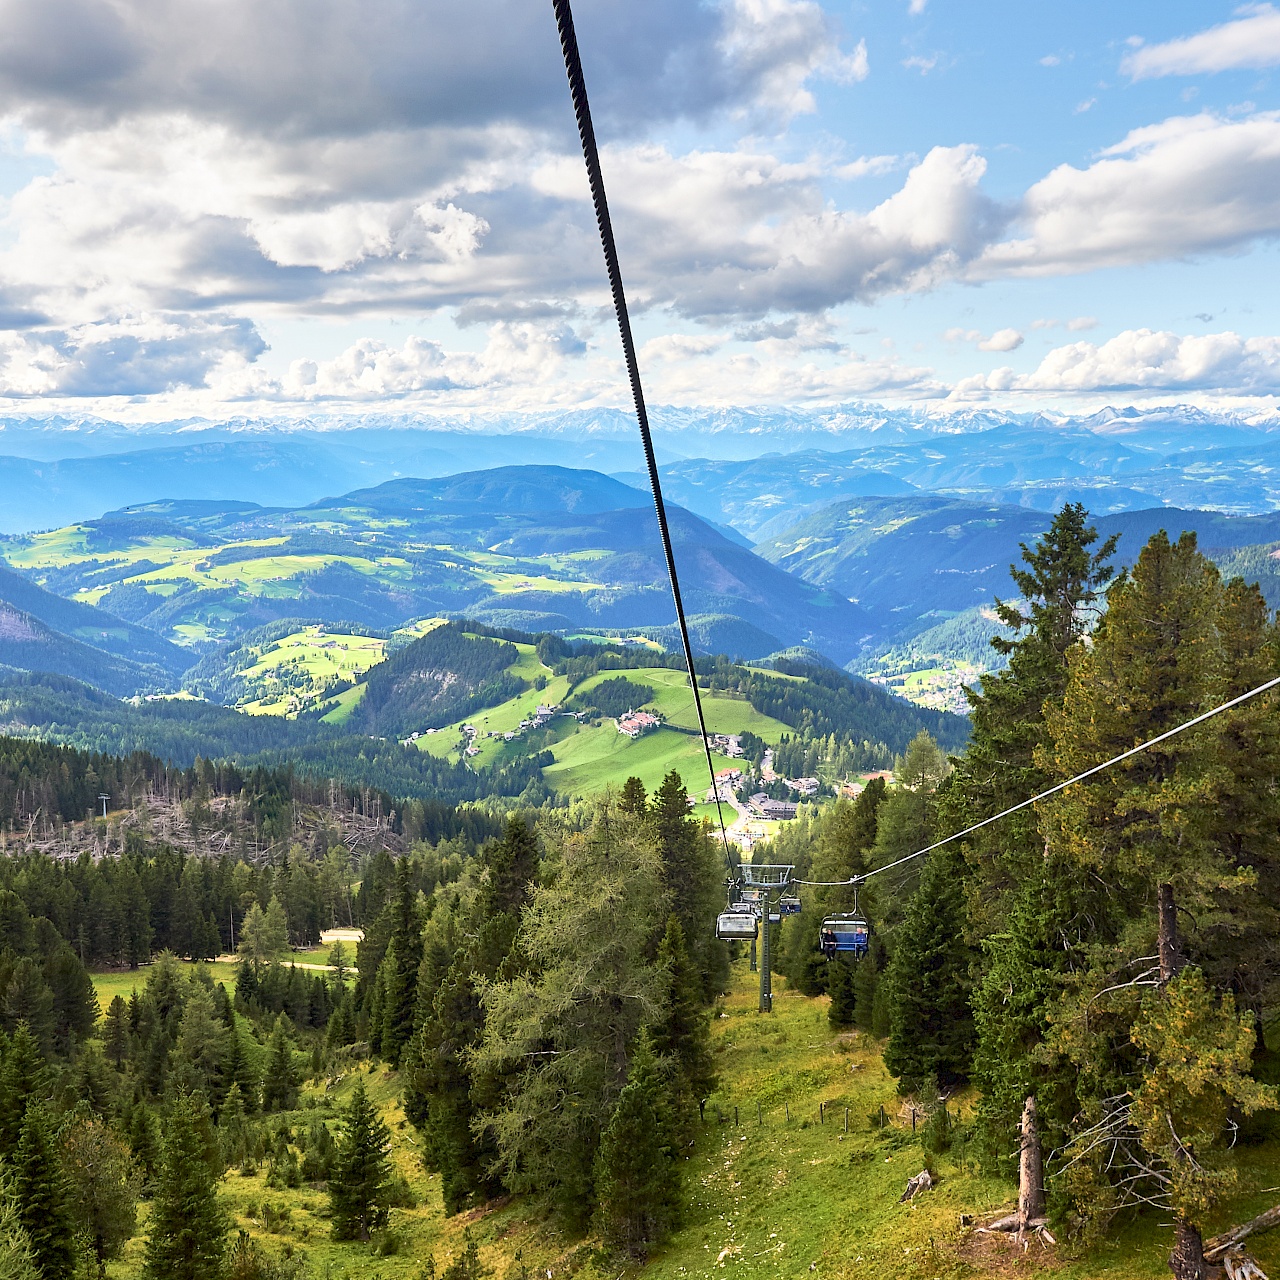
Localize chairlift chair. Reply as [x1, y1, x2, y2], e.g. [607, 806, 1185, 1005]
[716, 911, 759, 941]
[778, 895, 802, 916]
[819, 913, 870, 959]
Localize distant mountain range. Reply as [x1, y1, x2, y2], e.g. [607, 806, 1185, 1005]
[5, 402, 1280, 534]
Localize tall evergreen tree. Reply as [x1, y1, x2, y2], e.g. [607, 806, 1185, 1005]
[142, 1094, 227, 1280]
[59, 1114, 138, 1279]
[329, 1081, 393, 1242]
[260, 1019, 299, 1113]
[650, 915, 716, 1104]
[0, 1176, 39, 1280]
[592, 1033, 681, 1259]
[882, 841, 974, 1090]
[379, 860, 424, 1066]
[102, 996, 130, 1071]
[651, 771, 728, 1000]
[11, 1104, 77, 1280]
[0, 1025, 47, 1162]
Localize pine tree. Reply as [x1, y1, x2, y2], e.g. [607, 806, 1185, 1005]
[651, 771, 728, 1000]
[143, 1094, 227, 1280]
[0, 1177, 39, 1280]
[379, 860, 424, 1065]
[651, 915, 717, 1104]
[43, 947, 99, 1056]
[102, 996, 130, 1071]
[826, 958, 856, 1028]
[329, 1080, 393, 1242]
[618, 776, 648, 816]
[0, 1024, 48, 1162]
[882, 841, 974, 1091]
[59, 1114, 138, 1279]
[592, 1033, 680, 1258]
[2, 961, 55, 1050]
[260, 1019, 299, 1113]
[11, 1103, 77, 1280]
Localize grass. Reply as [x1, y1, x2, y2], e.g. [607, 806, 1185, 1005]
[95, 960, 1280, 1279]
[544, 724, 744, 798]
[91, 960, 240, 1011]
[236, 625, 387, 717]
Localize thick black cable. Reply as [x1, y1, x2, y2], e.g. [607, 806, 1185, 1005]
[551, 0, 736, 874]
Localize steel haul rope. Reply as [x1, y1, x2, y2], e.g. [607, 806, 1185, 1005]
[551, 0, 736, 872]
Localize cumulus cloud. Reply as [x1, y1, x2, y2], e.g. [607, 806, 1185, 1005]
[0, 0, 859, 140]
[943, 326, 1024, 351]
[0, 313, 263, 396]
[1123, 5, 1280, 80]
[978, 111, 1280, 278]
[951, 328, 1280, 399]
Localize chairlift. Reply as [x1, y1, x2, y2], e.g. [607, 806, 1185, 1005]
[778, 895, 802, 916]
[819, 913, 869, 958]
[717, 911, 759, 941]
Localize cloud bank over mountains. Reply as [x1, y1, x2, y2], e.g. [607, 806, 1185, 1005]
[0, 1, 1277, 411]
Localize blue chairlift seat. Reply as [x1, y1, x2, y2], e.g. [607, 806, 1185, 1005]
[778, 896, 802, 916]
[820, 914, 869, 958]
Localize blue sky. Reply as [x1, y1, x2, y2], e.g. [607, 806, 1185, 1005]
[0, 0, 1278, 416]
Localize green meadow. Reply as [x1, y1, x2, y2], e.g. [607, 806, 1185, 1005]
[98, 958, 1280, 1279]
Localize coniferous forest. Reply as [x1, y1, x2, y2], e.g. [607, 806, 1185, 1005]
[0, 507, 1279, 1279]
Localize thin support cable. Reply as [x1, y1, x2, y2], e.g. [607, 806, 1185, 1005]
[551, 0, 735, 873]
[794, 672, 1280, 887]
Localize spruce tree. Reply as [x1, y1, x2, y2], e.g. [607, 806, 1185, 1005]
[0, 1025, 47, 1162]
[143, 1094, 227, 1280]
[618, 776, 648, 815]
[651, 771, 728, 1000]
[882, 841, 974, 1091]
[0, 1177, 39, 1280]
[261, 1019, 299, 1113]
[651, 916, 716, 1104]
[379, 860, 424, 1065]
[102, 996, 130, 1071]
[329, 1080, 392, 1241]
[592, 1034, 680, 1258]
[59, 1114, 138, 1279]
[11, 1103, 77, 1280]
[826, 958, 856, 1028]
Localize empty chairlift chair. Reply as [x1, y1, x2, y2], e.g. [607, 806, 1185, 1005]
[820, 913, 869, 959]
[716, 910, 759, 941]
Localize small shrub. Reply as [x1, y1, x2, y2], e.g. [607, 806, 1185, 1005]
[383, 1172, 417, 1209]
[373, 1226, 405, 1257]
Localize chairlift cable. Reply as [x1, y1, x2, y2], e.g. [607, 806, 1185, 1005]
[551, 0, 736, 873]
[794, 671, 1280, 888]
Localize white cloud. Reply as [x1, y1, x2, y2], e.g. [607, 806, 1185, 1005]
[908, 0, 927, 15]
[1074, 97, 1097, 114]
[0, 313, 262, 396]
[943, 326, 1023, 351]
[1040, 55, 1061, 67]
[978, 111, 1280, 278]
[951, 328, 1280, 399]
[979, 327, 1024, 352]
[834, 154, 899, 180]
[1067, 315, 1098, 331]
[1122, 5, 1280, 79]
[903, 55, 939, 75]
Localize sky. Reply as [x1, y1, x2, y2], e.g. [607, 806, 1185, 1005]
[2, 0, 1280, 418]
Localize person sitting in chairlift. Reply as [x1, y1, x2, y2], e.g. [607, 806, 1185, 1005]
[819, 927, 837, 958]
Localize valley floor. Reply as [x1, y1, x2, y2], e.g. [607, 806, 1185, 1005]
[97, 960, 1280, 1279]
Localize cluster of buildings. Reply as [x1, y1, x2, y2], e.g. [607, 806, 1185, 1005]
[707, 733, 744, 757]
[617, 709, 661, 739]
[494, 702, 562, 742]
[748, 792, 798, 821]
[785, 776, 820, 798]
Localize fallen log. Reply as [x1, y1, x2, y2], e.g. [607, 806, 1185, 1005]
[1205, 1205, 1280, 1263]
[1220, 1246, 1269, 1280]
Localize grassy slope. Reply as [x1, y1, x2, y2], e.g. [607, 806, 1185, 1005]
[412, 652, 794, 798]
[94, 960, 1280, 1278]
